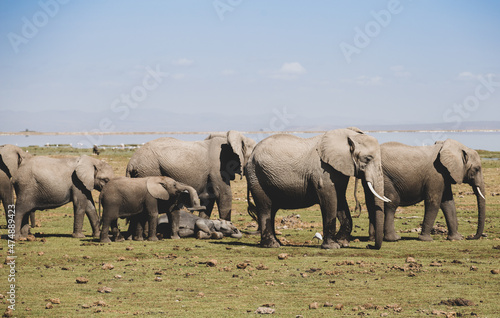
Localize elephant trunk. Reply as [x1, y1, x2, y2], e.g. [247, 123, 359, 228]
[182, 186, 204, 211]
[469, 182, 486, 240]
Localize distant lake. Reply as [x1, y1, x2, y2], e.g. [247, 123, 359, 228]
[1, 131, 499, 151]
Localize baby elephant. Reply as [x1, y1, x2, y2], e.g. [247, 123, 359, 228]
[158, 210, 243, 239]
[99, 176, 203, 243]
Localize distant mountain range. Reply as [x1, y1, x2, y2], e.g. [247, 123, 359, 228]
[1, 109, 499, 133]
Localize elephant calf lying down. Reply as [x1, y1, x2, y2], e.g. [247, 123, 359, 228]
[158, 210, 243, 239]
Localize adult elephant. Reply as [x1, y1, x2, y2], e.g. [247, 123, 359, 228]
[246, 128, 389, 250]
[0, 145, 35, 227]
[126, 130, 256, 221]
[360, 139, 486, 242]
[10, 154, 114, 240]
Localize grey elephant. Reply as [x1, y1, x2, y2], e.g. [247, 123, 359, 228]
[9, 154, 114, 240]
[99, 176, 205, 243]
[0, 145, 35, 228]
[126, 130, 256, 221]
[357, 139, 486, 242]
[158, 209, 243, 239]
[246, 127, 389, 250]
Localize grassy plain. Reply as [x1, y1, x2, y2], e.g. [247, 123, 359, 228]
[1, 146, 499, 317]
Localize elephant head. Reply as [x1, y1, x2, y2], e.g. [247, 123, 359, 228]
[437, 139, 486, 239]
[0, 144, 32, 178]
[317, 127, 388, 249]
[213, 219, 243, 239]
[75, 155, 115, 192]
[147, 176, 205, 210]
[208, 131, 256, 178]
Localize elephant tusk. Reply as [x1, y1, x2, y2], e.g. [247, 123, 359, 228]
[367, 182, 391, 203]
[477, 187, 486, 200]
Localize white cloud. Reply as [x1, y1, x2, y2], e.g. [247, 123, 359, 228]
[390, 65, 411, 78]
[172, 58, 194, 66]
[342, 75, 382, 86]
[221, 69, 236, 76]
[457, 71, 481, 81]
[271, 62, 306, 80]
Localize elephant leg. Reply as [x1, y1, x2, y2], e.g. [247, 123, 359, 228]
[29, 212, 36, 228]
[318, 184, 340, 250]
[12, 199, 33, 240]
[167, 209, 181, 240]
[178, 228, 195, 238]
[84, 198, 100, 237]
[440, 185, 462, 241]
[134, 218, 146, 241]
[335, 183, 351, 247]
[419, 197, 441, 241]
[111, 219, 124, 242]
[100, 216, 113, 243]
[147, 211, 159, 241]
[383, 201, 401, 242]
[198, 198, 215, 219]
[255, 192, 280, 248]
[215, 186, 233, 221]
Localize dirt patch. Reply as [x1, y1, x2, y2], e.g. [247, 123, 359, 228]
[438, 298, 475, 306]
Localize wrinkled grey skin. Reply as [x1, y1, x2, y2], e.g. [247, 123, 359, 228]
[158, 209, 243, 239]
[246, 128, 386, 250]
[126, 130, 255, 221]
[359, 139, 486, 242]
[99, 176, 204, 243]
[0, 145, 35, 227]
[9, 153, 114, 240]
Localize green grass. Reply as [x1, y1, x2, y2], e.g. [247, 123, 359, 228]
[1, 147, 499, 317]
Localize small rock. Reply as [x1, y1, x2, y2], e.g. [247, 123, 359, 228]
[255, 307, 275, 314]
[49, 298, 61, 304]
[309, 302, 319, 309]
[97, 286, 112, 293]
[81, 304, 91, 309]
[406, 256, 416, 263]
[491, 269, 500, 274]
[335, 304, 344, 310]
[102, 263, 114, 270]
[76, 277, 89, 284]
[278, 253, 288, 260]
[45, 302, 53, 309]
[206, 259, 217, 267]
[324, 302, 333, 307]
[94, 300, 107, 307]
[126, 246, 134, 251]
[197, 292, 205, 297]
[154, 277, 162, 282]
[27, 235, 36, 242]
[237, 262, 248, 269]
[429, 262, 442, 267]
[117, 256, 126, 261]
[3, 308, 13, 317]
[114, 275, 122, 279]
[83, 255, 91, 259]
[257, 264, 269, 270]
[37, 251, 44, 256]
[470, 266, 478, 271]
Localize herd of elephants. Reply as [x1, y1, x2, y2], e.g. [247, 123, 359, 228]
[0, 127, 486, 250]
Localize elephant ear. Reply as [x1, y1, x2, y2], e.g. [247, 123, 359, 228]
[146, 177, 170, 201]
[439, 139, 466, 184]
[227, 130, 246, 167]
[317, 130, 357, 176]
[0, 144, 28, 177]
[75, 155, 97, 191]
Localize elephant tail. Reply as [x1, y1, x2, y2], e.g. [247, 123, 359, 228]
[246, 186, 258, 223]
[353, 178, 362, 218]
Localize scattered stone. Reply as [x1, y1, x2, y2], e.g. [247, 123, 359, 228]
[49, 298, 61, 304]
[439, 298, 475, 306]
[278, 253, 288, 260]
[83, 255, 91, 259]
[117, 256, 126, 261]
[3, 308, 13, 317]
[237, 262, 248, 269]
[206, 259, 218, 267]
[406, 256, 416, 263]
[126, 246, 134, 251]
[97, 286, 112, 293]
[256, 264, 269, 270]
[323, 302, 333, 307]
[27, 235, 36, 242]
[102, 263, 114, 270]
[309, 302, 319, 309]
[37, 251, 44, 256]
[470, 266, 478, 271]
[45, 302, 53, 309]
[154, 277, 162, 282]
[255, 306, 275, 314]
[94, 300, 107, 307]
[114, 275, 122, 279]
[430, 262, 442, 267]
[335, 304, 344, 310]
[81, 304, 91, 309]
[197, 292, 205, 297]
[76, 277, 89, 284]
[491, 269, 499, 274]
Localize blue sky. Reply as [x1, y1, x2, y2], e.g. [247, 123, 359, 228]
[1, 0, 500, 131]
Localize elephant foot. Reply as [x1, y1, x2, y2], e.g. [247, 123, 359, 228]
[100, 237, 112, 243]
[170, 234, 181, 240]
[133, 235, 144, 241]
[196, 231, 211, 239]
[260, 238, 281, 248]
[21, 224, 31, 236]
[384, 233, 401, 242]
[92, 231, 101, 238]
[466, 234, 482, 240]
[72, 232, 85, 239]
[115, 235, 125, 242]
[447, 233, 463, 241]
[148, 236, 159, 241]
[418, 234, 433, 241]
[368, 236, 375, 242]
[366, 244, 381, 250]
[321, 240, 341, 249]
[335, 239, 350, 248]
[211, 232, 224, 239]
